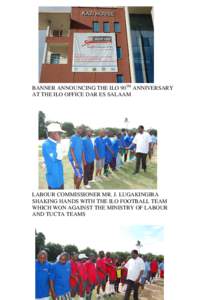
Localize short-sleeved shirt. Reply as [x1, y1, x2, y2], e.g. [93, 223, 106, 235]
[96, 258, 107, 280]
[151, 135, 157, 144]
[143, 261, 150, 277]
[159, 262, 164, 271]
[125, 257, 145, 282]
[50, 262, 71, 297]
[104, 137, 113, 163]
[70, 260, 78, 287]
[77, 261, 88, 281]
[94, 137, 106, 159]
[82, 136, 95, 164]
[120, 135, 126, 147]
[124, 135, 132, 147]
[112, 138, 121, 157]
[35, 260, 51, 299]
[104, 257, 113, 274]
[132, 132, 151, 154]
[42, 138, 64, 188]
[85, 260, 97, 285]
[68, 134, 84, 165]
[150, 260, 158, 273]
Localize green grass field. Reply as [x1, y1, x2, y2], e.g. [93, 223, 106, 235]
[39, 149, 157, 190]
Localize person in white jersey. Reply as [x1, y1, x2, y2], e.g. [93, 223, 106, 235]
[123, 250, 145, 300]
[129, 125, 152, 175]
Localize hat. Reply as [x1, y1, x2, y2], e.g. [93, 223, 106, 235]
[78, 253, 88, 260]
[47, 123, 65, 133]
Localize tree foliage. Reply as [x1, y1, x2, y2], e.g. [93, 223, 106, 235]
[35, 231, 46, 255]
[64, 244, 79, 256]
[39, 111, 47, 139]
[45, 243, 63, 262]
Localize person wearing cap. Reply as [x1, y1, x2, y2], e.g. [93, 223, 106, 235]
[42, 123, 65, 189]
[123, 250, 145, 300]
[85, 253, 97, 300]
[50, 252, 71, 300]
[94, 129, 106, 180]
[70, 253, 79, 299]
[68, 127, 86, 189]
[82, 128, 95, 189]
[77, 254, 88, 300]
[35, 250, 51, 300]
[96, 251, 107, 299]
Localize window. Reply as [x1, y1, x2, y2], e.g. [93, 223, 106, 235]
[114, 22, 120, 32]
[50, 53, 60, 64]
[52, 30, 63, 37]
[93, 21, 99, 32]
[117, 47, 122, 59]
[103, 22, 110, 32]
[116, 74, 124, 83]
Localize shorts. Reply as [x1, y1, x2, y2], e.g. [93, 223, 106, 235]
[97, 276, 106, 286]
[71, 161, 83, 178]
[71, 284, 79, 294]
[56, 291, 71, 300]
[140, 276, 147, 285]
[96, 158, 105, 170]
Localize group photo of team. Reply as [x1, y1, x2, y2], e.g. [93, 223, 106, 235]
[38, 111, 157, 190]
[35, 226, 164, 300]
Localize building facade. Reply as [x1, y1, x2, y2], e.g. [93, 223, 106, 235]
[39, 7, 154, 83]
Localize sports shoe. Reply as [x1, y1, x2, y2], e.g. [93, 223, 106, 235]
[84, 184, 91, 189]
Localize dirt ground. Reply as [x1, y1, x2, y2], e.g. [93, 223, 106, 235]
[103, 278, 164, 300]
[139, 279, 164, 300]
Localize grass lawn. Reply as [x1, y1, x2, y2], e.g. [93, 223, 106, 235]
[39, 149, 157, 190]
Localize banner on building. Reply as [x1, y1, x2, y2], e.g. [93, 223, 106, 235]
[72, 33, 118, 72]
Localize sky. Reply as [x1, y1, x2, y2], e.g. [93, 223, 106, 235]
[41, 99, 157, 130]
[36, 224, 164, 254]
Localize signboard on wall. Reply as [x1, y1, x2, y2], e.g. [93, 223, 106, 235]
[72, 33, 118, 72]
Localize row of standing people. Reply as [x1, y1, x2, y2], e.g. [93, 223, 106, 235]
[42, 124, 157, 189]
[36, 250, 163, 300]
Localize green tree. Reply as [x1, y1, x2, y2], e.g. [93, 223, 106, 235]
[62, 122, 75, 137]
[112, 251, 130, 262]
[39, 111, 47, 139]
[79, 247, 97, 257]
[35, 231, 46, 255]
[64, 244, 79, 256]
[45, 242, 63, 262]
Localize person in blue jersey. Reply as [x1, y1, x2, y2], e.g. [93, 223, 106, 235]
[120, 129, 127, 162]
[42, 123, 65, 189]
[140, 256, 151, 289]
[124, 131, 133, 162]
[68, 127, 86, 189]
[82, 128, 95, 189]
[111, 133, 122, 171]
[94, 129, 106, 180]
[103, 130, 114, 177]
[149, 131, 157, 159]
[159, 260, 164, 279]
[129, 132, 136, 161]
[36, 250, 51, 300]
[50, 252, 71, 300]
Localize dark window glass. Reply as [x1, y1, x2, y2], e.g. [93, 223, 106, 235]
[130, 14, 154, 83]
[93, 22, 99, 32]
[50, 53, 60, 64]
[114, 22, 120, 32]
[103, 22, 110, 32]
[117, 47, 122, 59]
[116, 74, 124, 83]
